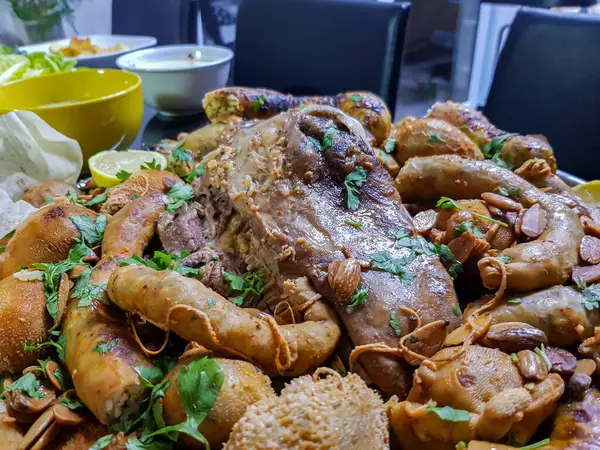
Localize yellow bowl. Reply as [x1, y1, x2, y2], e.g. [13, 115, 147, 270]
[0, 69, 143, 166]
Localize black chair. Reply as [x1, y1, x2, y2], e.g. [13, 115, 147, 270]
[484, 7, 600, 180]
[233, 0, 410, 114]
[112, 0, 198, 45]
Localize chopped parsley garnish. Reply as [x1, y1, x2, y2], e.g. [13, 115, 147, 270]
[70, 214, 107, 247]
[93, 338, 118, 355]
[86, 190, 108, 207]
[252, 95, 266, 112]
[456, 442, 467, 449]
[0, 247, 5, 254]
[370, 251, 414, 285]
[90, 434, 113, 450]
[186, 165, 206, 183]
[453, 304, 461, 316]
[116, 170, 131, 182]
[436, 196, 508, 227]
[343, 167, 368, 210]
[427, 134, 442, 144]
[575, 277, 600, 310]
[321, 127, 339, 151]
[141, 159, 163, 170]
[348, 287, 368, 308]
[482, 133, 517, 170]
[207, 298, 216, 308]
[344, 219, 363, 230]
[172, 140, 192, 161]
[33, 240, 95, 319]
[119, 251, 203, 278]
[390, 311, 402, 336]
[425, 405, 470, 422]
[511, 353, 519, 363]
[498, 186, 522, 198]
[534, 344, 552, 370]
[146, 357, 224, 447]
[383, 138, 396, 154]
[66, 187, 84, 206]
[224, 270, 267, 306]
[307, 136, 322, 151]
[408, 335, 418, 343]
[495, 255, 511, 264]
[1, 372, 43, 399]
[506, 297, 523, 305]
[60, 397, 84, 411]
[453, 220, 484, 238]
[71, 267, 107, 307]
[348, 94, 362, 102]
[165, 183, 194, 213]
[25, 333, 66, 362]
[134, 366, 165, 386]
[131, 194, 140, 200]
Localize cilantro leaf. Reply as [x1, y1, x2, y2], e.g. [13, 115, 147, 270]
[574, 277, 600, 310]
[252, 95, 266, 112]
[90, 435, 113, 450]
[72, 267, 106, 307]
[495, 255, 511, 264]
[165, 183, 194, 213]
[348, 287, 368, 308]
[321, 127, 338, 151]
[436, 196, 508, 227]
[70, 215, 107, 246]
[427, 134, 442, 144]
[116, 170, 132, 182]
[186, 165, 206, 183]
[224, 270, 267, 307]
[453, 220, 484, 238]
[506, 297, 523, 305]
[383, 138, 396, 154]
[125, 438, 173, 450]
[425, 406, 471, 422]
[86, 190, 108, 207]
[66, 188, 84, 206]
[172, 140, 192, 162]
[370, 251, 415, 285]
[60, 397, 84, 411]
[453, 304, 461, 316]
[348, 94, 362, 102]
[482, 134, 517, 169]
[390, 311, 402, 336]
[307, 136, 322, 151]
[344, 219, 362, 230]
[518, 439, 551, 450]
[1, 372, 43, 399]
[141, 159, 163, 170]
[93, 338, 117, 355]
[147, 357, 224, 446]
[534, 343, 552, 370]
[134, 366, 165, 386]
[344, 167, 368, 211]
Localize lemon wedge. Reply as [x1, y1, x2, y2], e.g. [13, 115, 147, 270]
[573, 180, 600, 205]
[88, 150, 168, 187]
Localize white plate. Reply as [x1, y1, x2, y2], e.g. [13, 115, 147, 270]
[18, 35, 157, 68]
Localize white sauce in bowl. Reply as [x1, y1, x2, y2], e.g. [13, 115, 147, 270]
[132, 53, 220, 70]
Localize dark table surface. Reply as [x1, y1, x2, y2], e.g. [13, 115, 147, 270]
[132, 106, 210, 149]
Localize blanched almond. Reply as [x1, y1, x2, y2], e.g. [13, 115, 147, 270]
[572, 264, 600, 285]
[481, 192, 522, 212]
[581, 216, 600, 238]
[575, 359, 597, 376]
[327, 258, 361, 302]
[413, 210, 437, 234]
[447, 232, 476, 263]
[580, 235, 600, 264]
[521, 203, 547, 238]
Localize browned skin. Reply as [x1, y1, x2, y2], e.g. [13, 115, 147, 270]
[0, 199, 98, 279]
[201, 106, 460, 396]
[0, 276, 51, 373]
[389, 117, 483, 166]
[466, 286, 600, 347]
[202, 87, 392, 144]
[395, 156, 583, 292]
[182, 123, 227, 158]
[427, 102, 558, 173]
[100, 169, 181, 215]
[21, 181, 79, 208]
[538, 388, 600, 449]
[107, 266, 341, 377]
[62, 194, 165, 424]
[163, 355, 275, 449]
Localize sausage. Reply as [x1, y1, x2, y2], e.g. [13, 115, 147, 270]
[395, 155, 583, 291]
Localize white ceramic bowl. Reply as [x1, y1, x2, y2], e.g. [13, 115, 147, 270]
[19, 35, 157, 69]
[116, 45, 234, 116]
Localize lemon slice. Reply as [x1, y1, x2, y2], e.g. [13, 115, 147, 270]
[88, 150, 168, 187]
[573, 180, 600, 205]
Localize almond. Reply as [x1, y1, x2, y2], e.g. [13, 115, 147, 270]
[581, 216, 600, 238]
[580, 235, 600, 264]
[481, 192, 522, 212]
[481, 322, 548, 353]
[327, 258, 361, 302]
[521, 203, 547, 238]
[517, 349, 548, 381]
[413, 210, 437, 234]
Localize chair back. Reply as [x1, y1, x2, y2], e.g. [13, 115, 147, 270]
[112, 0, 198, 45]
[234, 0, 410, 114]
[484, 7, 600, 179]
